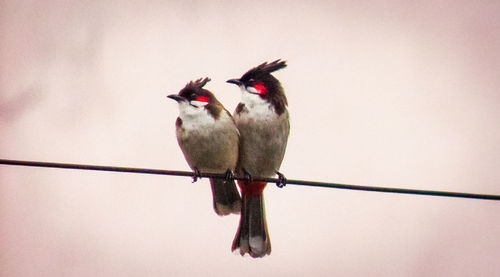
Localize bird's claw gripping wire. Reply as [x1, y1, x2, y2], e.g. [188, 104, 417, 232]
[242, 168, 253, 183]
[192, 168, 202, 183]
[275, 171, 287, 188]
[224, 169, 235, 182]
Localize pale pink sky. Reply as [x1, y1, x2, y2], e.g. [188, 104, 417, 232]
[1, 1, 500, 276]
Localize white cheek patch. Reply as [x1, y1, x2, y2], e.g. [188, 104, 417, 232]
[246, 86, 258, 94]
[190, 100, 209, 107]
[178, 101, 205, 118]
[238, 86, 276, 120]
[177, 101, 215, 130]
[241, 89, 266, 107]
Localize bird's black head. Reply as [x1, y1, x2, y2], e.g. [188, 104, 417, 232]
[227, 59, 288, 115]
[168, 77, 223, 117]
[176, 77, 214, 103]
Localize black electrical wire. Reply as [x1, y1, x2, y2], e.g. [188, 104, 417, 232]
[1, 158, 499, 201]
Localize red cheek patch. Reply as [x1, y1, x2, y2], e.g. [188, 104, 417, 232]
[253, 83, 267, 95]
[195, 96, 209, 102]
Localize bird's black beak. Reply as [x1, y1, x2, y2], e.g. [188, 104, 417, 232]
[226, 79, 243, 86]
[167, 94, 186, 102]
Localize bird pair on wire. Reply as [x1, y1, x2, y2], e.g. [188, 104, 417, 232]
[167, 59, 289, 258]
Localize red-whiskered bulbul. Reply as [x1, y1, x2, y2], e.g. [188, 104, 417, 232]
[227, 60, 290, 258]
[168, 78, 241, 216]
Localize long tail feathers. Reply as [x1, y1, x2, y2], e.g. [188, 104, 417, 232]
[232, 181, 271, 258]
[209, 178, 241, 216]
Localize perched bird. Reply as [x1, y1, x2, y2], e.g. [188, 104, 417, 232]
[168, 78, 241, 216]
[227, 60, 290, 257]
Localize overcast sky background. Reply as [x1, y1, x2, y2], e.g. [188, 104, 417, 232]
[1, 0, 500, 276]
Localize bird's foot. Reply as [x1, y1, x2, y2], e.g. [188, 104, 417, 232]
[192, 168, 202, 183]
[224, 169, 235, 182]
[242, 168, 253, 183]
[275, 171, 287, 188]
